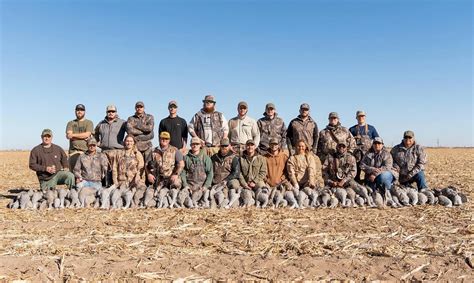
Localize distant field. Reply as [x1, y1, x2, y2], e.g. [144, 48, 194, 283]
[0, 149, 473, 281]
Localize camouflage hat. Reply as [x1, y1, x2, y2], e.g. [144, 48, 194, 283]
[106, 105, 117, 112]
[160, 131, 171, 139]
[135, 101, 144, 107]
[246, 139, 256, 145]
[337, 140, 347, 147]
[403, 130, 415, 138]
[300, 103, 310, 110]
[87, 137, 97, 146]
[220, 137, 230, 146]
[41, 129, 53, 137]
[238, 101, 248, 109]
[202, 95, 216, 103]
[269, 137, 279, 145]
[168, 100, 178, 108]
[328, 112, 339, 119]
[265, 103, 276, 110]
[191, 137, 201, 144]
[75, 104, 86, 111]
[356, 110, 366, 117]
[373, 137, 384, 144]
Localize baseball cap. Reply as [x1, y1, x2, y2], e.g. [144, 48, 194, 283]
[300, 103, 310, 110]
[246, 139, 256, 145]
[41, 129, 53, 137]
[356, 110, 366, 117]
[373, 137, 384, 144]
[202, 95, 216, 103]
[269, 137, 279, 145]
[168, 100, 178, 108]
[75, 104, 86, 111]
[337, 140, 347, 147]
[191, 137, 201, 144]
[403, 130, 415, 138]
[160, 132, 171, 139]
[106, 105, 117, 112]
[87, 137, 97, 146]
[329, 112, 339, 119]
[135, 101, 144, 107]
[238, 101, 248, 109]
[265, 103, 276, 110]
[220, 137, 230, 146]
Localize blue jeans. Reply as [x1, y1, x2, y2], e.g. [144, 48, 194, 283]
[401, 171, 428, 190]
[77, 180, 103, 192]
[367, 171, 394, 193]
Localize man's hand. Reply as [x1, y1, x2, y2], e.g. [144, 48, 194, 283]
[368, 174, 376, 182]
[147, 173, 156, 184]
[248, 181, 256, 189]
[336, 180, 346, 187]
[170, 174, 179, 183]
[46, 166, 56, 174]
[293, 183, 300, 190]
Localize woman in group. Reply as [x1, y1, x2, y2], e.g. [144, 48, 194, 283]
[286, 139, 323, 208]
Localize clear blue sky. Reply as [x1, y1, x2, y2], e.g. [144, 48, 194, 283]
[1, 0, 472, 149]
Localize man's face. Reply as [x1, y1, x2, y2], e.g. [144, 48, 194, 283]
[269, 143, 280, 153]
[246, 143, 256, 154]
[238, 106, 247, 117]
[357, 115, 366, 124]
[168, 105, 177, 115]
[203, 100, 215, 111]
[135, 105, 145, 115]
[337, 144, 347, 154]
[107, 109, 117, 120]
[373, 142, 383, 152]
[403, 136, 414, 147]
[88, 143, 97, 153]
[160, 137, 170, 148]
[266, 107, 275, 117]
[329, 117, 339, 126]
[75, 109, 85, 120]
[220, 144, 230, 155]
[191, 142, 201, 153]
[42, 135, 52, 146]
[299, 108, 309, 118]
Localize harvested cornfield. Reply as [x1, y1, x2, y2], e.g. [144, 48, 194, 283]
[0, 148, 473, 281]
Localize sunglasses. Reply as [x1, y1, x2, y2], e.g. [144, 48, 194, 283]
[191, 143, 200, 146]
[107, 110, 116, 113]
[404, 136, 413, 139]
[136, 105, 144, 108]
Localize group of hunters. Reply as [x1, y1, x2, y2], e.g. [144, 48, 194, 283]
[29, 94, 428, 208]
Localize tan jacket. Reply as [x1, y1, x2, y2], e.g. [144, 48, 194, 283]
[287, 152, 323, 188]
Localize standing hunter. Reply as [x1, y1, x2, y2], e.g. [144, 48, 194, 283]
[349, 110, 380, 182]
[94, 104, 127, 186]
[257, 102, 287, 155]
[317, 112, 356, 163]
[228, 101, 260, 156]
[66, 103, 94, 170]
[126, 101, 155, 179]
[188, 94, 229, 156]
[158, 100, 188, 155]
[286, 103, 319, 156]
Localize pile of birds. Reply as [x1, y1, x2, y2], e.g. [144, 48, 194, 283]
[7, 183, 469, 210]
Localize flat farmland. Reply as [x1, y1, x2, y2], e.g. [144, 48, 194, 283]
[0, 149, 472, 281]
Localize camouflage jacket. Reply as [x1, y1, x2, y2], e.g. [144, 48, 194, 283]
[361, 147, 398, 180]
[189, 110, 228, 147]
[286, 116, 319, 154]
[211, 151, 240, 185]
[390, 142, 427, 181]
[265, 151, 288, 187]
[147, 145, 182, 181]
[239, 152, 268, 187]
[322, 152, 357, 186]
[257, 113, 287, 151]
[317, 124, 356, 162]
[74, 151, 108, 182]
[287, 152, 323, 188]
[181, 150, 213, 189]
[113, 149, 144, 187]
[126, 113, 154, 152]
[349, 124, 379, 161]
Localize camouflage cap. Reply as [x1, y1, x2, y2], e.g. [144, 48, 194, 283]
[329, 112, 339, 119]
[220, 137, 230, 146]
[87, 137, 97, 146]
[373, 137, 384, 144]
[41, 129, 53, 137]
[106, 105, 117, 112]
[337, 140, 347, 147]
[203, 95, 216, 103]
[191, 137, 201, 144]
[300, 103, 310, 110]
[246, 139, 256, 145]
[75, 104, 86, 111]
[269, 137, 279, 145]
[135, 101, 144, 107]
[160, 131, 171, 139]
[356, 110, 366, 117]
[403, 130, 415, 138]
[265, 103, 276, 110]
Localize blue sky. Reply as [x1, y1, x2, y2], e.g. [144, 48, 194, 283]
[1, 0, 472, 149]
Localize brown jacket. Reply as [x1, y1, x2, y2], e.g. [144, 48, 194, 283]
[265, 151, 289, 187]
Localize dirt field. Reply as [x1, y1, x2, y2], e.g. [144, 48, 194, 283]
[0, 149, 472, 281]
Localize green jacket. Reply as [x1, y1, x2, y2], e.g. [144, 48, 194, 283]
[239, 152, 268, 186]
[181, 150, 213, 189]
